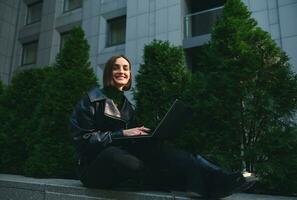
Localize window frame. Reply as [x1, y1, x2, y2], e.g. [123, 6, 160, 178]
[21, 41, 38, 66]
[106, 15, 127, 47]
[59, 31, 71, 50]
[63, 0, 82, 13]
[26, 1, 43, 25]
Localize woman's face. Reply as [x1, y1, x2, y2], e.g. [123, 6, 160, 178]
[112, 57, 131, 90]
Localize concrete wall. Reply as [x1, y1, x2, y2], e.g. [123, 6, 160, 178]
[125, 0, 183, 91]
[0, 0, 19, 84]
[1, 174, 296, 200]
[0, 174, 194, 200]
[0, 0, 297, 86]
[16, 0, 82, 71]
[242, 0, 297, 71]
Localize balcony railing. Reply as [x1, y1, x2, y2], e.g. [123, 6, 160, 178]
[184, 6, 224, 38]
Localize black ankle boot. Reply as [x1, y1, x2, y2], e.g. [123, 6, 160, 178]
[194, 155, 247, 198]
[195, 155, 222, 172]
[210, 171, 245, 198]
[186, 155, 256, 199]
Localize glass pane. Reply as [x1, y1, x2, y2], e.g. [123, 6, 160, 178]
[191, 8, 223, 36]
[185, 7, 223, 38]
[188, 0, 225, 13]
[26, 2, 42, 25]
[64, 0, 82, 12]
[107, 16, 126, 46]
[22, 42, 38, 65]
[60, 32, 71, 50]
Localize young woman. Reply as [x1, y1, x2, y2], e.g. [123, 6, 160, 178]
[70, 55, 255, 198]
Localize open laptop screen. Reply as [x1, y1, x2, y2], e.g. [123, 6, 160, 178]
[115, 99, 191, 140]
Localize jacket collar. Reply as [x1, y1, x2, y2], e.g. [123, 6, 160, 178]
[87, 87, 133, 122]
[88, 87, 106, 102]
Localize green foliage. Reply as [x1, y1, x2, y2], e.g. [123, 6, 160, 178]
[190, 0, 297, 195]
[24, 27, 97, 178]
[0, 26, 98, 178]
[134, 40, 189, 128]
[254, 127, 297, 194]
[55, 26, 90, 69]
[0, 80, 3, 95]
[24, 66, 97, 178]
[0, 68, 50, 174]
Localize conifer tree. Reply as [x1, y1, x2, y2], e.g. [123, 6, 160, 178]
[192, 0, 297, 194]
[0, 68, 50, 174]
[55, 27, 90, 69]
[134, 40, 189, 128]
[0, 80, 3, 95]
[24, 27, 97, 178]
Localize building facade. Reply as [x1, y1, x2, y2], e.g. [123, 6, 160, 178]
[0, 0, 297, 90]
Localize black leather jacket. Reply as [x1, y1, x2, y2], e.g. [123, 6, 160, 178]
[70, 87, 136, 166]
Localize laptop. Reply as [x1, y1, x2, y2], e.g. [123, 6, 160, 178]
[117, 99, 191, 140]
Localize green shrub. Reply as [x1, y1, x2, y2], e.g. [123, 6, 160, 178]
[189, 0, 297, 195]
[134, 40, 189, 128]
[0, 80, 3, 95]
[0, 27, 98, 178]
[0, 68, 50, 174]
[55, 26, 90, 69]
[24, 27, 97, 178]
[24, 66, 97, 178]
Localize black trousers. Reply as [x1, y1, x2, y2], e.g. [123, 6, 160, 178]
[79, 140, 207, 194]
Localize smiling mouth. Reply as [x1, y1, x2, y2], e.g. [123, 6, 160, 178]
[115, 75, 127, 79]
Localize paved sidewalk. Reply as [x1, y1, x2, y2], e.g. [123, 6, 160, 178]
[0, 174, 296, 200]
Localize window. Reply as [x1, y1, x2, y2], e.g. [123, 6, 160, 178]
[60, 32, 71, 50]
[26, 1, 42, 25]
[184, 0, 225, 37]
[64, 0, 82, 12]
[186, 0, 226, 13]
[185, 46, 204, 72]
[106, 16, 126, 47]
[22, 41, 38, 65]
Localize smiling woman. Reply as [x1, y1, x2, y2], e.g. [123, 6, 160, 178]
[103, 55, 132, 91]
[112, 58, 130, 89]
[70, 55, 256, 199]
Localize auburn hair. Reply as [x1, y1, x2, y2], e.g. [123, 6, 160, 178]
[103, 55, 132, 91]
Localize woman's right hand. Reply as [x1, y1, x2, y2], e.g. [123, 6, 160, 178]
[123, 126, 151, 137]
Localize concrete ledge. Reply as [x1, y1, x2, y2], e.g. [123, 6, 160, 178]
[0, 174, 296, 200]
